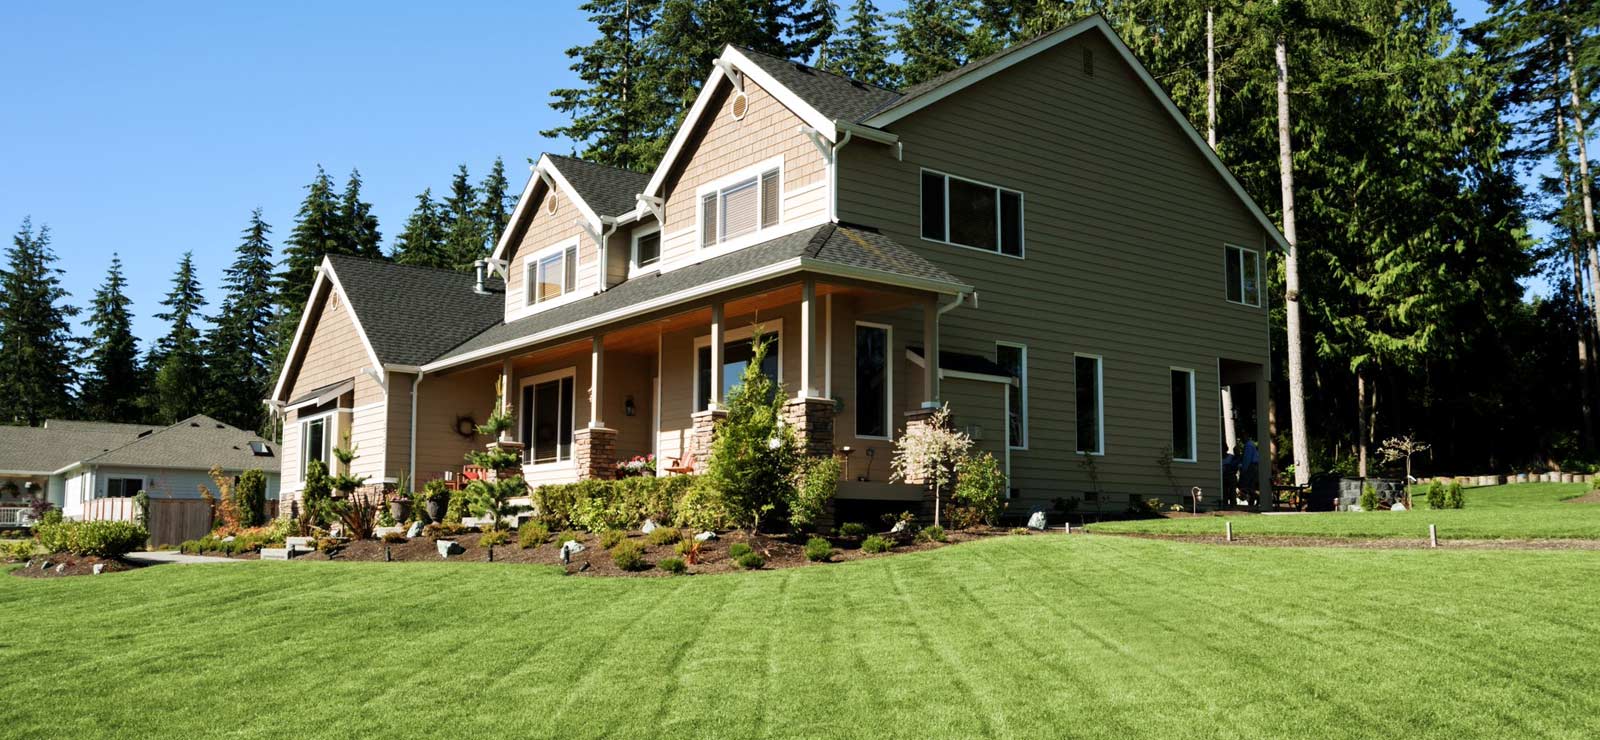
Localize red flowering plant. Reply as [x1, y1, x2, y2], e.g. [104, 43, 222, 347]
[615, 455, 657, 479]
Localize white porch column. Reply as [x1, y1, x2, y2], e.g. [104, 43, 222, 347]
[589, 334, 605, 428]
[709, 302, 725, 409]
[800, 277, 819, 399]
[922, 297, 940, 408]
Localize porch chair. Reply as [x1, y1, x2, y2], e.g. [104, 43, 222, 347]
[663, 450, 697, 475]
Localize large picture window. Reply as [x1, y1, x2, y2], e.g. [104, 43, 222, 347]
[701, 164, 781, 247]
[1171, 368, 1196, 462]
[521, 372, 575, 465]
[696, 331, 780, 412]
[997, 343, 1027, 449]
[921, 169, 1023, 257]
[855, 323, 891, 439]
[1225, 244, 1261, 307]
[525, 243, 579, 307]
[1075, 355, 1103, 455]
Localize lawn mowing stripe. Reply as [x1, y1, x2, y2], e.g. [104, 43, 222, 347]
[880, 551, 1002, 736]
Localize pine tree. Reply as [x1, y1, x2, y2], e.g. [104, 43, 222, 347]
[545, 0, 670, 171]
[479, 157, 514, 253]
[0, 218, 78, 425]
[276, 166, 341, 319]
[152, 252, 208, 424]
[336, 168, 383, 259]
[392, 189, 449, 268]
[205, 209, 277, 432]
[895, 0, 976, 86]
[823, 0, 897, 87]
[80, 255, 143, 423]
[440, 165, 486, 270]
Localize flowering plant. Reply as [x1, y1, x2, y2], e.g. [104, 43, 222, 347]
[616, 455, 657, 478]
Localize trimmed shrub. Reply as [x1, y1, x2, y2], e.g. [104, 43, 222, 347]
[861, 535, 891, 553]
[519, 521, 550, 549]
[423, 522, 468, 539]
[734, 551, 765, 569]
[599, 529, 627, 550]
[728, 542, 753, 559]
[444, 489, 472, 524]
[1359, 484, 1379, 512]
[611, 541, 648, 571]
[791, 456, 840, 530]
[646, 526, 682, 547]
[480, 529, 512, 547]
[4, 539, 35, 562]
[381, 531, 408, 544]
[804, 536, 832, 562]
[917, 525, 948, 543]
[838, 522, 867, 538]
[234, 469, 269, 527]
[1426, 481, 1447, 509]
[1445, 482, 1466, 509]
[554, 530, 581, 548]
[952, 452, 1006, 527]
[532, 476, 700, 532]
[35, 521, 148, 557]
[658, 556, 686, 574]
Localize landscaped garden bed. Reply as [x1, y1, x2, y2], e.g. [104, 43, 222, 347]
[10, 553, 140, 579]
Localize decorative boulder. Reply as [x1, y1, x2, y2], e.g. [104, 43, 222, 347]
[1027, 511, 1048, 531]
[436, 540, 461, 559]
[405, 521, 423, 538]
[92, 563, 105, 575]
[561, 540, 586, 554]
[694, 531, 718, 542]
[641, 519, 659, 534]
[1390, 502, 1407, 512]
[890, 520, 909, 534]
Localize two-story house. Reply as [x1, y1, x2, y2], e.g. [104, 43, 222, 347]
[268, 16, 1281, 519]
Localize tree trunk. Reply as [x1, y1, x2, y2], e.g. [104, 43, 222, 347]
[1276, 24, 1311, 486]
[1557, 86, 1597, 446]
[1357, 370, 1368, 478]
[1206, 6, 1216, 149]
[1566, 35, 1600, 355]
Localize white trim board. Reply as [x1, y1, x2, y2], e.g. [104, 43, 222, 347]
[270, 258, 387, 404]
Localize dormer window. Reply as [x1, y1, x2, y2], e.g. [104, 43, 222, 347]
[700, 158, 782, 248]
[524, 240, 578, 308]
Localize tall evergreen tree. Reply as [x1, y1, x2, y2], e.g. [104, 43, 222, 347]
[822, 0, 897, 87]
[336, 168, 383, 259]
[479, 157, 514, 253]
[0, 219, 78, 425]
[545, 0, 670, 171]
[895, 0, 976, 86]
[392, 189, 450, 268]
[152, 252, 208, 424]
[440, 164, 486, 270]
[276, 166, 341, 319]
[80, 255, 143, 423]
[206, 209, 277, 432]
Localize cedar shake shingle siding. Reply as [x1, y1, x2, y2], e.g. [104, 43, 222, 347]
[838, 31, 1272, 504]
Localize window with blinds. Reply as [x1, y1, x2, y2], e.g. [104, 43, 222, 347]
[526, 244, 578, 307]
[701, 166, 781, 247]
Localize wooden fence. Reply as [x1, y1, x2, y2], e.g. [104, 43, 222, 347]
[84, 497, 213, 547]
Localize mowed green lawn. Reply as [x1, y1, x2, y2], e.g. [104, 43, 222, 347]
[1088, 482, 1600, 540]
[5, 535, 1600, 738]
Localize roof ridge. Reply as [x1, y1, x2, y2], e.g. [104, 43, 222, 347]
[81, 413, 264, 465]
[730, 45, 904, 96]
[327, 253, 490, 279]
[545, 153, 651, 176]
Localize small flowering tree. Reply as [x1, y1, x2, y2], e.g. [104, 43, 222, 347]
[890, 405, 972, 528]
[1380, 434, 1430, 508]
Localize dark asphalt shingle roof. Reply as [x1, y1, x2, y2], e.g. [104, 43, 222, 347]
[81, 415, 279, 472]
[432, 223, 968, 365]
[326, 254, 505, 367]
[545, 154, 652, 218]
[733, 47, 903, 123]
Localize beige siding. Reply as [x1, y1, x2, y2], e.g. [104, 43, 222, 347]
[280, 288, 386, 491]
[656, 303, 801, 463]
[386, 371, 415, 484]
[503, 183, 597, 318]
[413, 366, 499, 484]
[838, 32, 1271, 506]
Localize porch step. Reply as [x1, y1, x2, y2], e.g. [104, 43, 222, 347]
[260, 547, 291, 561]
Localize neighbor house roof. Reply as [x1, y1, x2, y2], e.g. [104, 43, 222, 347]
[544, 154, 652, 218]
[324, 254, 505, 368]
[427, 223, 971, 370]
[78, 414, 278, 472]
[0, 421, 159, 475]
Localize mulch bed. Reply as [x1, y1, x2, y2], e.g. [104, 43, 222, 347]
[188, 526, 1024, 576]
[1563, 491, 1600, 505]
[1100, 532, 1600, 550]
[9, 554, 142, 578]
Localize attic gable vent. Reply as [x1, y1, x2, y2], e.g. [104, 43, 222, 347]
[731, 90, 750, 120]
[1083, 48, 1094, 77]
[546, 193, 559, 215]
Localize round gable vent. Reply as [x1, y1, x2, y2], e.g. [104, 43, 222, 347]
[547, 193, 559, 214]
[730, 90, 750, 120]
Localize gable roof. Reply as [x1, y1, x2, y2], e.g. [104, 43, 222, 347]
[79, 415, 278, 472]
[326, 254, 504, 367]
[731, 47, 902, 123]
[426, 223, 970, 371]
[544, 154, 651, 219]
[0, 421, 160, 474]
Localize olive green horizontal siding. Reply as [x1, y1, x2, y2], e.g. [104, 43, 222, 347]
[838, 31, 1271, 506]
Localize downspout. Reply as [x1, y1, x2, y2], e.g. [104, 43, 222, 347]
[407, 372, 424, 488]
[595, 217, 619, 291]
[828, 130, 853, 223]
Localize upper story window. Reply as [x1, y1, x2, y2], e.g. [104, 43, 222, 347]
[1225, 244, 1261, 307]
[921, 169, 1023, 257]
[700, 159, 782, 248]
[633, 225, 661, 270]
[525, 241, 578, 308]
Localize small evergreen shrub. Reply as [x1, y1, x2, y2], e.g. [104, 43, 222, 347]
[1426, 481, 1447, 509]
[734, 551, 765, 569]
[480, 529, 511, 547]
[381, 531, 408, 544]
[519, 521, 550, 549]
[599, 529, 627, 550]
[234, 469, 269, 527]
[1359, 484, 1379, 512]
[728, 542, 753, 559]
[861, 535, 891, 554]
[952, 452, 1006, 527]
[423, 522, 468, 538]
[791, 455, 840, 530]
[4, 539, 35, 562]
[1445, 482, 1466, 509]
[554, 530, 580, 547]
[804, 536, 832, 562]
[645, 526, 682, 547]
[35, 521, 148, 557]
[611, 540, 648, 571]
[658, 556, 687, 574]
[918, 525, 947, 543]
[838, 522, 868, 538]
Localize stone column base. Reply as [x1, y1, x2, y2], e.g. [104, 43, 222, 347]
[575, 427, 618, 480]
[690, 409, 727, 473]
[785, 397, 836, 458]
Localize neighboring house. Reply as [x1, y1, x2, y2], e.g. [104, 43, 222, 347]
[269, 17, 1278, 518]
[0, 415, 280, 525]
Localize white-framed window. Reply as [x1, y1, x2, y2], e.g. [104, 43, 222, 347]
[520, 368, 576, 466]
[632, 222, 662, 271]
[299, 413, 332, 479]
[920, 168, 1024, 257]
[523, 240, 580, 309]
[1075, 354, 1104, 455]
[855, 322, 893, 440]
[104, 476, 144, 498]
[699, 157, 783, 248]
[996, 342, 1027, 449]
[1225, 244, 1262, 307]
[694, 321, 784, 412]
[1170, 367, 1197, 462]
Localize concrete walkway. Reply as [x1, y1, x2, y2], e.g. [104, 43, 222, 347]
[126, 551, 244, 565]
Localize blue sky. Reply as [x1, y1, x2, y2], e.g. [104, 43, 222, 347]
[0, 1, 1502, 346]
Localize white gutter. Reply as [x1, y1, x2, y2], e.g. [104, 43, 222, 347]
[407, 371, 424, 489]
